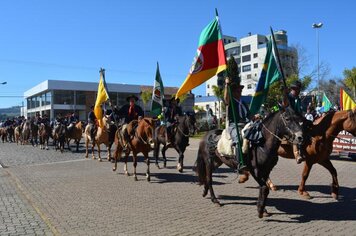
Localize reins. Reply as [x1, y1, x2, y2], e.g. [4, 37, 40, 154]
[261, 112, 296, 144]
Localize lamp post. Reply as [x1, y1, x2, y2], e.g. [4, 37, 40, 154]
[312, 22, 323, 100]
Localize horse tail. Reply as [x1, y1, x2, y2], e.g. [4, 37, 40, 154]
[194, 140, 209, 186]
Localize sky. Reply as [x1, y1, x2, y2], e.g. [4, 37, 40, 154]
[0, 0, 355, 108]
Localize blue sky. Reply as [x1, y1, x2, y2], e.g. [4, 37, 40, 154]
[0, 0, 355, 108]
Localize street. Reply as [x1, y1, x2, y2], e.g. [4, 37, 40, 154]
[0, 139, 356, 236]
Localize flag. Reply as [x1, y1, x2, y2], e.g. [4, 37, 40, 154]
[320, 93, 332, 112]
[151, 62, 164, 116]
[175, 10, 227, 98]
[249, 33, 281, 115]
[94, 68, 109, 128]
[340, 88, 356, 110]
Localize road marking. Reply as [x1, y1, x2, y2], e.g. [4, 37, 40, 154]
[26, 158, 88, 167]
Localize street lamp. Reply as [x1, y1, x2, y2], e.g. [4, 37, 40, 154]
[312, 22, 323, 99]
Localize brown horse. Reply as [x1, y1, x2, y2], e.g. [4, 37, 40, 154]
[276, 108, 356, 199]
[66, 121, 83, 152]
[84, 116, 116, 161]
[14, 125, 22, 145]
[38, 123, 51, 150]
[112, 118, 156, 181]
[240, 109, 356, 199]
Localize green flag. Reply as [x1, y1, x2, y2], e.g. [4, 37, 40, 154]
[321, 93, 332, 112]
[249, 35, 281, 115]
[151, 62, 164, 116]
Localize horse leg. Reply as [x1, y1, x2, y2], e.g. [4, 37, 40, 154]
[124, 152, 129, 176]
[177, 149, 184, 173]
[154, 142, 161, 169]
[161, 145, 168, 168]
[91, 142, 95, 159]
[206, 158, 220, 206]
[107, 144, 112, 162]
[319, 159, 339, 200]
[266, 178, 278, 191]
[298, 161, 314, 199]
[85, 139, 89, 158]
[113, 146, 119, 172]
[257, 182, 270, 218]
[76, 140, 79, 152]
[145, 153, 150, 182]
[97, 143, 102, 162]
[133, 154, 138, 181]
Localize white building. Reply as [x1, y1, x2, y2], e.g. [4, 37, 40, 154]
[206, 30, 297, 96]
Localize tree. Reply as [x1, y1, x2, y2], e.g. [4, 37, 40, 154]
[225, 55, 240, 84]
[141, 90, 152, 106]
[212, 85, 224, 127]
[343, 67, 356, 99]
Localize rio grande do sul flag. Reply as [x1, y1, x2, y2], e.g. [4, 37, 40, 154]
[175, 10, 227, 98]
[151, 62, 164, 116]
[94, 68, 109, 128]
[340, 88, 356, 110]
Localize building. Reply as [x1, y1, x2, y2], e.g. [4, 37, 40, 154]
[24, 80, 194, 120]
[206, 30, 297, 96]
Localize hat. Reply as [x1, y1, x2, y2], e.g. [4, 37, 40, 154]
[290, 80, 302, 89]
[170, 97, 180, 104]
[126, 94, 139, 102]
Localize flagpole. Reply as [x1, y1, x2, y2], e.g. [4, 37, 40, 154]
[100, 68, 119, 127]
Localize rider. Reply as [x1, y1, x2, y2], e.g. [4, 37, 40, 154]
[67, 112, 78, 132]
[164, 97, 183, 146]
[116, 95, 144, 151]
[283, 80, 305, 164]
[224, 77, 250, 172]
[88, 105, 97, 141]
[34, 112, 42, 126]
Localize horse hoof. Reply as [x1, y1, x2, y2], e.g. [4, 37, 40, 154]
[258, 212, 263, 218]
[163, 163, 167, 168]
[134, 176, 138, 181]
[155, 164, 161, 169]
[331, 193, 339, 200]
[212, 199, 221, 207]
[147, 176, 151, 182]
[98, 159, 102, 162]
[263, 210, 271, 217]
[112, 167, 116, 172]
[125, 171, 130, 176]
[299, 191, 312, 200]
[238, 174, 249, 183]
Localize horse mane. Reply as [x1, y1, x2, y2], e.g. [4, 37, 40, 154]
[348, 109, 356, 123]
[312, 110, 336, 135]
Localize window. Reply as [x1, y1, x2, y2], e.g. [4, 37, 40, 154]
[253, 53, 258, 58]
[53, 90, 74, 105]
[247, 74, 252, 79]
[247, 84, 252, 89]
[254, 63, 258, 69]
[76, 91, 86, 105]
[207, 93, 210, 96]
[242, 65, 251, 72]
[207, 84, 210, 89]
[241, 45, 251, 53]
[242, 55, 251, 62]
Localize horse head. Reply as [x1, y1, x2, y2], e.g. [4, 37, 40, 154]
[138, 118, 156, 149]
[269, 106, 303, 145]
[184, 112, 197, 136]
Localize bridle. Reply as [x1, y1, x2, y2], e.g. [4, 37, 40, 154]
[135, 119, 154, 145]
[262, 111, 298, 144]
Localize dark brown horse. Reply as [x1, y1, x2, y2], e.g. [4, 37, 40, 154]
[112, 118, 156, 181]
[154, 113, 196, 172]
[273, 108, 356, 199]
[194, 107, 304, 218]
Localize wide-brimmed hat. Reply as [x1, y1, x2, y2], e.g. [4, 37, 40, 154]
[126, 94, 139, 102]
[290, 80, 302, 89]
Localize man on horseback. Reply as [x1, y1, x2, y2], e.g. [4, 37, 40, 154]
[88, 105, 97, 141]
[164, 97, 183, 146]
[283, 80, 305, 164]
[67, 112, 78, 133]
[224, 77, 252, 172]
[116, 94, 144, 151]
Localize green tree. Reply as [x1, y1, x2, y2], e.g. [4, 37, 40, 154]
[343, 67, 356, 99]
[141, 90, 152, 106]
[212, 85, 223, 128]
[225, 55, 240, 84]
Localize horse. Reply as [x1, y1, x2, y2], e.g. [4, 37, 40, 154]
[153, 113, 196, 172]
[30, 121, 39, 147]
[53, 123, 67, 152]
[38, 123, 51, 150]
[112, 117, 156, 181]
[66, 121, 83, 152]
[21, 120, 31, 145]
[194, 106, 304, 218]
[0, 127, 7, 143]
[14, 125, 22, 145]
[6, 125, 14, 142]
[84, 116, 116, 161]
[263, 108, 356, 200]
